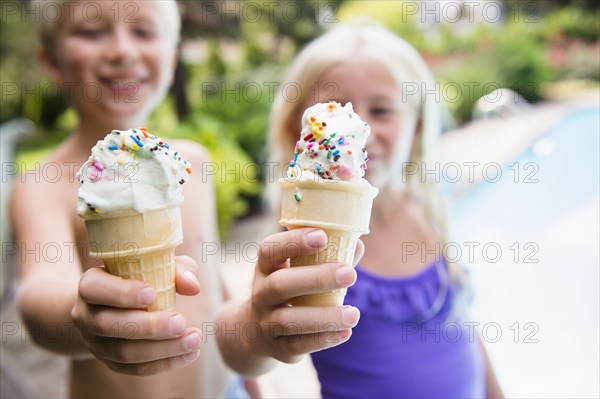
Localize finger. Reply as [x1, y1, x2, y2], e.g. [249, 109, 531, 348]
[269, 305, 360, 336]
[353, 239, 365, 266]
[88, 328, 202, 364]
[102, 350, 200, 376]
[175, 256, 201, 296]
[256, 263, 357, 306]
[274, 329, 353, 364]
[79, 267, 156, 309]
[257, 228, 328, 275]
[81, 308, 188, 340]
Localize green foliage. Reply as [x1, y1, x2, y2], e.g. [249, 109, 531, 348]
[172, 116, 260, 239]
[338, 1, 427, 50]
[436, 24, 557, 122]
[1, 3, 37, 124]
[14, 146, 55, 167]
[494, 28, 557, 101]
[4, 0, 599, 236]
[266, 0, 327, 47]
[437, 57, 500, 125]
[541, 6, 600, 43]
[149, 92, 261, 239]
[206, 39, 228, 77]
[562, 44, 600, 81]
[337, 1, 597, 123]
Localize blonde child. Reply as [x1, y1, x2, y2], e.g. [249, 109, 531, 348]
[264, 23, 504, 398]
[11, 1, 362, 397]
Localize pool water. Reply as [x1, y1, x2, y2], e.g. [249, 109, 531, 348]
[449, 107, 600, 398]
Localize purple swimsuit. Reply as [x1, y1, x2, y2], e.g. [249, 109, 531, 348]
[311, 258, 486, 398]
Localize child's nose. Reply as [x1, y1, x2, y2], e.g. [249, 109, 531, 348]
[104, 29, 138, 64]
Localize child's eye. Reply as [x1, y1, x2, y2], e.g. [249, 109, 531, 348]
[74, 28, 105, 39]
[134, 28, 156, 39]
[371, 107, 393, 117]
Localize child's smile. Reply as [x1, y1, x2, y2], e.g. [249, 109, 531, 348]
[44, 1, 176, 126]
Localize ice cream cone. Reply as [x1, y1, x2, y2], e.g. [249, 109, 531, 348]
[279, 179, 378, 306]
[83, 205, 183, 311]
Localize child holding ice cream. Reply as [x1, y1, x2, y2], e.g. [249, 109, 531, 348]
[10, 1, 362, 397]
[264, 22, 505, 398]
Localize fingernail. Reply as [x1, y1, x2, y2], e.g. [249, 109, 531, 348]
[183, 270, 200, 287]
[342, 306, 360, 327]
[336, 265, 356, 286]
[183, 350, 199, 362]
[139, 287, 156, 305]
[168, 314, 186, 335]
[337, 329, 352, 340]
[305, 230, 327, 248]
[184, 332, 201, 351]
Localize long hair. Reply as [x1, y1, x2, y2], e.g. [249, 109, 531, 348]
[266, 22, 468, 290]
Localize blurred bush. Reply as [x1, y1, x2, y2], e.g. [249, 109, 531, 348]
[435, 22, 557, 122]
[337, 1, 598, 123]
[541, 6, 600, 43]
[148, 96, 261, 239]
[3, 0, 598, 236]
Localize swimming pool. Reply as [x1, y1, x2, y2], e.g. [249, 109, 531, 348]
[449, 107, 600, 398]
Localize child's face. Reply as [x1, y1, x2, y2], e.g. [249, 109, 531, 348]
[43, 1, 176, 124]
[303, 60, 403, 182]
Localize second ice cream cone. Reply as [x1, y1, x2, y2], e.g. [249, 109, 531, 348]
[279, 179, 377, 306]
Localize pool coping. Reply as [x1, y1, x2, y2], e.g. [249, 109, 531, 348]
[434, 91, 599, 201]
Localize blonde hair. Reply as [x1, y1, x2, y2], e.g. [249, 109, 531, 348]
[35, 0, 181, 53]
[266, 22, 467, 289]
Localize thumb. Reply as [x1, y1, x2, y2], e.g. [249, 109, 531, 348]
[353, 239, 365, 267]
[175, 256, 201, 296]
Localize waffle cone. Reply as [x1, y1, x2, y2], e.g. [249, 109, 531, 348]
[82, 206, 183, 311]
[279, 178, 378, 306]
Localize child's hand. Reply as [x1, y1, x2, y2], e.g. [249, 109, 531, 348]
[218, 228, 363, 375]
[71, 256, 202, 376]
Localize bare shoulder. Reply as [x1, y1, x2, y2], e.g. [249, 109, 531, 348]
[169, 139, 211, 164]
[169, 140, 218, 247]
[9, 164, 76, 236]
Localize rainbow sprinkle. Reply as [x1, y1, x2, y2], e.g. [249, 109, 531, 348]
[80, 128, 192, 214]
[130, 135, 144, 148]
[288, 103, 370, 181]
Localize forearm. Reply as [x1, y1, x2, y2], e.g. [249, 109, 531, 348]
[478, 336, 504, 399]
[18, 277, 91, 357]
[216, 300, 277, 377]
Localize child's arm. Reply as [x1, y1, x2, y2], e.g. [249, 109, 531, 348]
[10, 177, 88, 356]
[70, 141, 211, 375]
[11, 174, 203, 369]
[216, 228, 363, 377]
[479, 336, 504, 398]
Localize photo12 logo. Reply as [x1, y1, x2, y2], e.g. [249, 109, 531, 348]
[400, 320, 541, 344]
[195, 1, 339, 24]
[1, 320, 139, 344]
[401, 241, 540, 264]
[398, 1, 539, 24]
[78, 161, 140, 184]
[1, 1, 140, 24]
[403, 161, 540, 184]
[201, 80, 339, 104]
[1, 80, 141, 106]
[1, 241, 140, 264]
